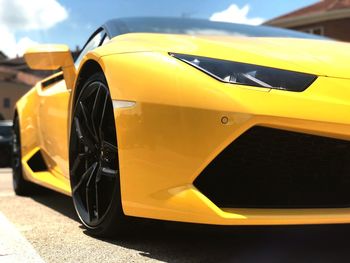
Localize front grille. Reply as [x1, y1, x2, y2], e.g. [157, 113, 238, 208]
[194, 126, 350, 208]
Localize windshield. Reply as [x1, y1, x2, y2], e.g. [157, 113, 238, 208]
[106, 17, 328, 40]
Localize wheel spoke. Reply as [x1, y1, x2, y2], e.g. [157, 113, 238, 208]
[70, 153, 89, 175]
[91, 86, 102, 138]
[74, 117, 95, 152]
[94, 168, 103, 220]
[98, 94, 108, 141]
[100, 167, 118, 179]
[85, 163, 99, 221]
[102, 140, 117, 153]
[72, 162, 97, 194]
[92, 86, 108, 141]
[79, 101, 98, 142]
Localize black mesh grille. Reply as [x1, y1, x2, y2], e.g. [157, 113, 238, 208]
[194, 126, 350, 208]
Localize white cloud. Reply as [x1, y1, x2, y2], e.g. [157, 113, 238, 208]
[0, 0, 68, 58]
[210, 4, 265, 26]
[15, 37, 40, 57]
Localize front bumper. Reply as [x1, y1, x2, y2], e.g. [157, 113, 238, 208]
[194, 126, 350, 209]
[108, 51, 350, 225]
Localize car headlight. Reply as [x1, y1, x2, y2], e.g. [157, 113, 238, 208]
[170, 53, 317, 92]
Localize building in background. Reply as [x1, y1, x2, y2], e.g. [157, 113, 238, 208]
[0, 58, 42, 120]
[0, 52, 7, 61]
[0, 50, 80, 120]
[265, 0, 350, 41]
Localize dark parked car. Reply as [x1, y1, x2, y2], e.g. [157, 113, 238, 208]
[0, 121, 13, 167]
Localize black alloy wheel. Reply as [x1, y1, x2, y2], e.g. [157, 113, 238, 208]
[70, 72, 126, 236]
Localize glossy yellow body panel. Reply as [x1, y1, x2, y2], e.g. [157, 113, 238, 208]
[16, 33, 350, 225]
[24, 45, 76, 89]
[97, 34, 350, 78]
[25, 44, 73, 70]
[16, 73, 71, 195]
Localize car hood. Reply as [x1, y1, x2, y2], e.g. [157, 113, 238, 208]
[101, 33, 350, 79]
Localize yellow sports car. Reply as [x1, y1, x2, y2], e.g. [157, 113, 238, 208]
[13, 17, 350, 237]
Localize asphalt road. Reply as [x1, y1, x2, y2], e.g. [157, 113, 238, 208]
[1, 168, 350, 262]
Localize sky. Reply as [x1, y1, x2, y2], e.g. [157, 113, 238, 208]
[0, 0, 319, 58]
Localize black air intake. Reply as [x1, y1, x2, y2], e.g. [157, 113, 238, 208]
[194, 126, 350, 208]
[27, 150, 48, 172]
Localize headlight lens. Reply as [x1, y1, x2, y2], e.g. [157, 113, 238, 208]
[170, 53, 317, 92]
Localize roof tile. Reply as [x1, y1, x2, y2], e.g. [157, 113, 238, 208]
[270, 0, 350, 22]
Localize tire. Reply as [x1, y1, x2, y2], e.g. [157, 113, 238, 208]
[69, 72, 128, 237]
[12, 116, 36, 196]
[0, 149, 9, 167]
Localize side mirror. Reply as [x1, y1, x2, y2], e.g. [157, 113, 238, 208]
[24, 44, 76, 89]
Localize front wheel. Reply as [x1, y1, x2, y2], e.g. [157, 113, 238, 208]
[69, 72, 128, 237]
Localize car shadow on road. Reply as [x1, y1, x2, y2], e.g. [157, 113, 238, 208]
[30, 189, 350, 263]
[95, 218, 350, 263]
[30, 189, 79, 222]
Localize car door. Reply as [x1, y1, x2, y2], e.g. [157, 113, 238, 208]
[38, 29, 108, 179]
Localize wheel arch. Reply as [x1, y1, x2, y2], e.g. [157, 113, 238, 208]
[69, 59, 105, 140]
[68, 58, 117, 166]
[73, 60, 104, 108]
